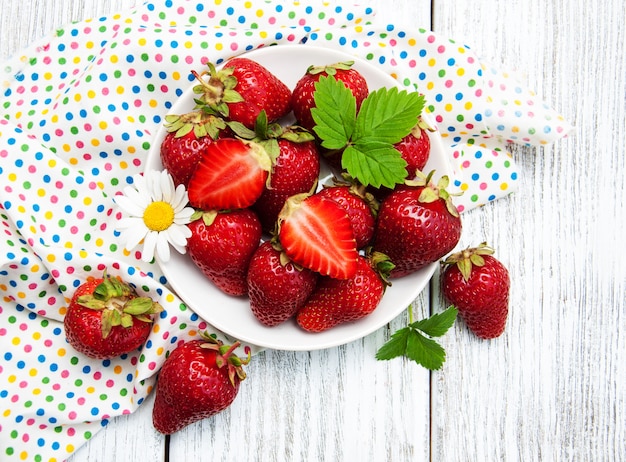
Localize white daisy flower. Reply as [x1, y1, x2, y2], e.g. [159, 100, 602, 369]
[115, 169, 195, 263]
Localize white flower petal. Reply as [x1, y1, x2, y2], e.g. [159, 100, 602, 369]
[141, 231, 158, 262]
[116, 216, 144, 230]
[127, 181, 154, 205]
[155, 233, 171, 262]
[121, 224, 149, 251]
[170, 241, 188, 255]
[131, 173, 149, 197]
[174, 207, 195, 224]
[172, 184, 190, 211]
[115, 194, 146, 218]
[160, 170, 176, 204]
[147, 170, 165, 202]
[165, 224, 191, 247]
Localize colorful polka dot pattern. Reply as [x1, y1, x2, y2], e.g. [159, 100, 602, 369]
[0, 1, 572, 460]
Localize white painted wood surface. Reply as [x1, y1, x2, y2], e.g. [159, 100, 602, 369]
[1, 0, 623, 461]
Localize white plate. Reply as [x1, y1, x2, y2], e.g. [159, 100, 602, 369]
[146, 44, 452, 351]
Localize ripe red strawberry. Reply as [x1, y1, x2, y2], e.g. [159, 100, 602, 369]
[248, 126, 321, 232]
[277, 192, 359, 280]
[441, 243, 510, 339]
[246, 240, 318, 326]
[394, 117, 433, 179]
[160, 110, 228, 188]
[193, 58, 292, 129]
[373, 172, 462, 278]
[291, 61, 369, 131]
[152, 333, 250, 434]
[296, 251, 393, 332]
[63, 271, 163, 359]
[187, 138, 272, 210]
[315, 182, 378, 249]
[186, 210, 262, 296]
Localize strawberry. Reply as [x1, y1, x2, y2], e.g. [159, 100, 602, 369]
[253, 136, 320, 232]
[63, 271, 163, 359]
[152, 333, 250, 434]
[187, 137, 272, 210]
[296, 251, 393, 332]
[192, 58, 291, 129]
[277, 192, 359, 280]
[186, 210, 262, 296]
[394, 117, 433, 179]
[441, 243, 510, 339]
[315, 182, 378, 249]
[160, 110, 228, 188]
[373, 171, 462, 278]
[291, 61, 369, 131]
[246, 240, 318, 326]
[226, 116, 321, 233]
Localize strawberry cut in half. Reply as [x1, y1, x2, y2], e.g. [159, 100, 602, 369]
[277, 192, 358, 280]
[187, 138, 272, 210]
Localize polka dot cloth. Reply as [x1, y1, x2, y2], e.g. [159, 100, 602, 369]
[0, 1, 572, 460]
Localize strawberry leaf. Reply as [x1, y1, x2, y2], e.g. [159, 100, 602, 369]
[375, 306, 458, 370]
[312, 75, 426, 188]
[410, 306, 458, 337]
[342, 142, 407, 189]
[354, 87, 425, 144]
[311, 75, 356, 150]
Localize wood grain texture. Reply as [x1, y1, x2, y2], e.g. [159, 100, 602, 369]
[431, 0, 625, 461]
[1, 0, 623, 461]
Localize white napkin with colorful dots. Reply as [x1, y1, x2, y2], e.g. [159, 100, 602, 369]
[0, 1, 572, 460]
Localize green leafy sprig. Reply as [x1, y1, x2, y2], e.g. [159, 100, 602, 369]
[376, 306, 458, 370]
[311, 75, 426, 189]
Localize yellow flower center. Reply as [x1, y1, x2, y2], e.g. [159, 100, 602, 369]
[143, 201, 175, 232]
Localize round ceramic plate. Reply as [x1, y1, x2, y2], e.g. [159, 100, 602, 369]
[145, 44, 452, 351]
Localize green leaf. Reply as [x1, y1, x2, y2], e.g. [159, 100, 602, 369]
[354, 87, 425, 144]
[311, 75, 356, 150]
[311, 76, 427, 188]
[411, 306, 458, 337]
[342, 143, 407, 189]
[375, 326, 412, 360]
[375, 306, 458, 370]
[405, 331, 448, 370]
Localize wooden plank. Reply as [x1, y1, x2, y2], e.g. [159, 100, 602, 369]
[168, 293, 432, 462]
[167, 1, 437, 461]
[430, 0, 625, 460]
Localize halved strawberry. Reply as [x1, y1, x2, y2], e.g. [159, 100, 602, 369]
[160, 110, 228, 188]
[316, 182, 378, 249]
[277, 193, 358, 280]
[187, 138, 272, 210]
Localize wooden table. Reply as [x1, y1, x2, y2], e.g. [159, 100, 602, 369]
[1, 0, 623, 460]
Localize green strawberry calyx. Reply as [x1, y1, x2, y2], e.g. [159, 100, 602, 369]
[306, 61, 355, 76]
[198, 332, 251, 385]
[76, 271, 163, 339]
[227, 110, 316, 170]
[406, 169, 461, 218]
[191, 62, 245, 117]
[325, 173, 381, 219]
[164, 110, 227, 140]
[442, 242, 495, 281]
[414, 114, 436, 136]
[366, 248, 395, 287]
